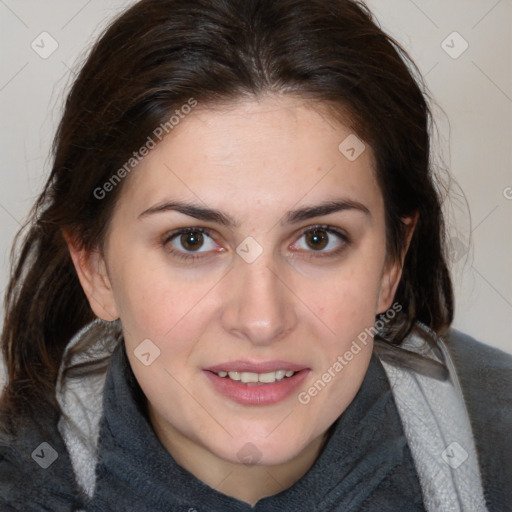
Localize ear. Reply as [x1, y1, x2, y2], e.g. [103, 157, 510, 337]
[62, 229, 119, 321]
[376, 211, 418, 314]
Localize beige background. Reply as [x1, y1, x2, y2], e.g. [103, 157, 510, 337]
[1, 0, 511, 386]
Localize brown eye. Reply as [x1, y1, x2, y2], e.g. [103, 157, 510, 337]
[305, 229, 329, 251]
[290, 225, 350, 258]
[163, 227, 220, 262]
[180, 231, 204, 251]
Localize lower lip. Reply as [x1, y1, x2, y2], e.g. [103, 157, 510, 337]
[203, 369, 310, 405]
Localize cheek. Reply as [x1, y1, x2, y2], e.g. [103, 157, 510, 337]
[112, 262, 219, 372]
[108, 256, 181, 344]
[298, 254, 385, 337]
[294, 262, 382, 417]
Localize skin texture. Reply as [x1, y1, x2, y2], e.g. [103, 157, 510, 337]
[66, 94, 417, 505]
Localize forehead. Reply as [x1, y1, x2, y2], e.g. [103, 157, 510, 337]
[115, 94, 382, 221]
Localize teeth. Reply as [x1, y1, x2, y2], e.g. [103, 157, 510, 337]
[240, 372, 259, 383]
[274, 370, 286, 380]
[258, 371, 278, 383]
[217, 369, 297, 383]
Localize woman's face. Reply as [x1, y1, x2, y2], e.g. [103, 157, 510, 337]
[76, 94, 409, 466]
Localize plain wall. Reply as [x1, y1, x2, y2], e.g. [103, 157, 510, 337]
[1, 0, 511, 387]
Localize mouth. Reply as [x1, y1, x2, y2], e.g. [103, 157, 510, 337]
[203, 361, 310, 405]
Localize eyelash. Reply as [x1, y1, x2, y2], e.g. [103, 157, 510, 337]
[162, 225, 351, 263]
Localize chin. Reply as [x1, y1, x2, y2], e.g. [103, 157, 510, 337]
[209, 430, 313, 467]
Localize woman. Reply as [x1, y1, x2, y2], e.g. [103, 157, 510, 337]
[1, 0, 510, 510]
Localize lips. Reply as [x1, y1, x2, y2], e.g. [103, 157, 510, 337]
[203, 360, 311, 405]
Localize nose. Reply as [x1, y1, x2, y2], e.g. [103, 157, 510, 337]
[220, 250, 298, 346]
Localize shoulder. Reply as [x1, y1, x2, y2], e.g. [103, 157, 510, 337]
[443, 327, 512, 402]
[444, 326, 512, 362]
[0, 319, 117, 511]
[442, 328, 512, 511]
[0, 408, 87, 511]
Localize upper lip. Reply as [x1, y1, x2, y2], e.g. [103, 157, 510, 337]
[204, 360, 309, 373]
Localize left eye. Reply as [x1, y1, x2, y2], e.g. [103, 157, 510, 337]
[291, 226, 348, 253]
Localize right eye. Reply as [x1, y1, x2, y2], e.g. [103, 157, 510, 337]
[163, 227, 223, 262]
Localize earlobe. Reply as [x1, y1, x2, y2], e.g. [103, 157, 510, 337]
[376, 258, 402, 314]
[62, 229, 119, 321]
[376, 212, 418, 314]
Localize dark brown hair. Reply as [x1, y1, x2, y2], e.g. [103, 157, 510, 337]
[1, 0, 453, 427]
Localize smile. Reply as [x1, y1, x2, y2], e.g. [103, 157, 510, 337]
[213, 369, 296, 384]
[203, 368, 310, 405]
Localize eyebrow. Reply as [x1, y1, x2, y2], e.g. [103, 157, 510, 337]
[137, 198, 371, 227]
